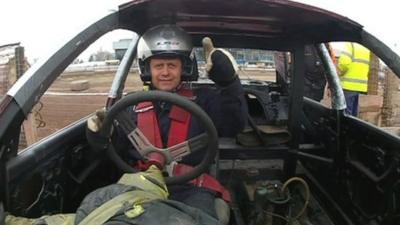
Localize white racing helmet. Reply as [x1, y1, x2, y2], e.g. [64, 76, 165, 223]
[137, 24, 198, 82]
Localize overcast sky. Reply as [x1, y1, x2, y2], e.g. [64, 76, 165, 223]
[0, 0, 399, 63]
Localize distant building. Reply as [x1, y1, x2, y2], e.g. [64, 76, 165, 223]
[113, 39, 274, 67]
[113, 39, 133, 61]
[194, 48, 274, 67]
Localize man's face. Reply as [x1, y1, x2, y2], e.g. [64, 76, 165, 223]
[150, 57, 182, 91]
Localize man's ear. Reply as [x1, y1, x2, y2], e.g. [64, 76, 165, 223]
[180, 57, 188, 71]
[145, 61, 152, 76]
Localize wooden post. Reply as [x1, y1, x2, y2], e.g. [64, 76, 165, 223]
[367, 52, 379, 95]
[381, 68, 400, 127]
[15, 46, 39, 147]
[358, 52, 382, 126]
[22, 113, 39, 146]
[0, 64, 10, 96]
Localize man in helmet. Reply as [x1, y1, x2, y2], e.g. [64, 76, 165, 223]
[2, 25, 246, 225]
[89, 25, 247, 164]
[134, 24, 247, 140]
[87, 24, 247, 222]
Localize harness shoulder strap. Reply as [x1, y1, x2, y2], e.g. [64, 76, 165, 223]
[167, 89, 194, 146]
[136, 102, 163, 148]
[172, 163, 231, 202]
[137, 89, 195, 148]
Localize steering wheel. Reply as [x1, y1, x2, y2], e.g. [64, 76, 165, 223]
[99, 90, 218, 185]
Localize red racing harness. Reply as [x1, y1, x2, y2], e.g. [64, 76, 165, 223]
[135, 88, 231, 202]
[136, 88, 194, 149]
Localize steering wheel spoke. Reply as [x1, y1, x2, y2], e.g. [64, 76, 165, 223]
[127, 127, 176, 163]
[168, 141, 191, 161]
[96, 91, 218, 185]
[168, 133, 208, 160]
[127, 128, 155, 156]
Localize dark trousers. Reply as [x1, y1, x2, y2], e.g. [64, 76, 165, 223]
[168, 184, 217, 218]
[343, 90, 359, 116]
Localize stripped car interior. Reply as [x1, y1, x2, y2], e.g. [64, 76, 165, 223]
[0, 0, 399, 225]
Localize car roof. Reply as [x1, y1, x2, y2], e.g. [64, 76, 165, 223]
[118, 0, 363, 50]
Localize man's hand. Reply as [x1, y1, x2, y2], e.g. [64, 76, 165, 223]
[202, 37, 239, 86]
[326, 86, 332, 98]
[86, 108, 109, 152]
[87, 108, 107, 133]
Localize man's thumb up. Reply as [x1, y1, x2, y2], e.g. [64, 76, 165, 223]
[202, 37, 238, 86]
[202, 37, 215, 72]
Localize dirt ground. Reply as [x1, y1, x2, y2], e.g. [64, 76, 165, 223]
[36, 95, 105, 138]
[47, 70, 143, 93]
[32, 69, 275, 142]
[34, 71, 141, 141]
[30, 68, 398, 144]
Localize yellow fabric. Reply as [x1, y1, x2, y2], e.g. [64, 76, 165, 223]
[42, 214, 76, 225]
[338, 42, 370, 93]
[77, 189, 161, 225]
[117, 165, 169, 199]
[5, 214, 75, 225]
[6, 166, 168, 225]
[124, 204, 145, 218]
[78, 166, 168, 225]
[5, 215, 36, 225]
[142, 85, 150, 91]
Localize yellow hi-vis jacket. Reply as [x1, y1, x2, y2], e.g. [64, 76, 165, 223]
[338, 42, 370, 93]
